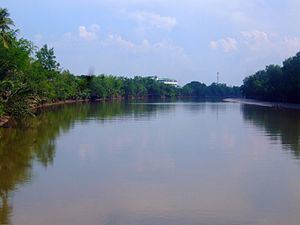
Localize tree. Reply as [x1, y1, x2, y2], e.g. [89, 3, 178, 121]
[182, 81, 207, 97]
[0, 8, 15, 48]
[36, 44, 60, 71]
[242, 51, 300, 103]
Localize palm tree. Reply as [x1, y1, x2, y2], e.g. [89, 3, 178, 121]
[0, 8, 14, 48]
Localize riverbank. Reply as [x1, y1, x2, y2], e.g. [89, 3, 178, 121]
[0, 98, 118, 127]
[5, 97, 297, 128]
[224, 98, 300, 110]
[0, 96, 162, 127]
[35, 99, 99, 109]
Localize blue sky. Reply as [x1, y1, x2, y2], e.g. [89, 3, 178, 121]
[2, 0, 300, 85]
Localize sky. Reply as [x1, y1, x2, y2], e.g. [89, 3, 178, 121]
[2, 0, 300, 85]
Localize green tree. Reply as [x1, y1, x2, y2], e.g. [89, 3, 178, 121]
[0, 8, 14, 48]
[36, 44, 60, 71]
[242, 51, 300, 103]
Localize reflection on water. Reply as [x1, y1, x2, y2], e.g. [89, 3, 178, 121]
[0, 102, 175, 225]
[0, 101, 299, 225]
[242, 105, 300, 158]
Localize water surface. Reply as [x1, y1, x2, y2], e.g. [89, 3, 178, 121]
[0, 101, 300, 225]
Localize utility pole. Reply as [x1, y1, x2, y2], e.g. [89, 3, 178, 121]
[217, 72, 219, 84]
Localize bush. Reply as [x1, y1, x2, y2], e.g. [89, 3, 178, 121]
[0, 103, 4, 117]
[5, 99, 32, 119]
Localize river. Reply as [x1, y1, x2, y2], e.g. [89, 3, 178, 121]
[0, 101, 300, 225]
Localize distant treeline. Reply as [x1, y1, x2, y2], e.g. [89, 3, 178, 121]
[182, 81, 241, 98]
[0, 8, 240, 120]
[242, 52, 300, 103]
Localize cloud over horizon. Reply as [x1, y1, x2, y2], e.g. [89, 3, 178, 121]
[78, 24, 100, 41]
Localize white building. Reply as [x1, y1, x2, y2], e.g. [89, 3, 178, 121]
[157, 78, 179, 87]
[149, 76, 179, 87]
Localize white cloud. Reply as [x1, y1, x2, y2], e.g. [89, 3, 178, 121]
[130, 11, 177, 30]
[209, 30, 300, 74]
[210, 30, 272, 53]
[103, 34, 184, 55]
[282, 37, 300, 56]
[90, 24, 101, 32]
[141, 39, 150, 48]
[222, 38, 238, 52]
[239, 30, 271, 51]
[209, 41, 218, 49]
[78, 24, 100, 41]
[241, 30, 270, 43]
[106, 34, 135, 49]
[210, 38, 238, 53]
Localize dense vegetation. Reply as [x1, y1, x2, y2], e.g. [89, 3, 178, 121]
[0, 8, 239, 121]
[182, 81, 241, 98]
[242, 52, 300, 103]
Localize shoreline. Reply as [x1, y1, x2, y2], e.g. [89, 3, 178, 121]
[1, 99, 99, 127]
[224, 98, 300, 110]
[2, 97, 299, 127]
[0, 96, 158, 127]
[36, 99, 92, 109]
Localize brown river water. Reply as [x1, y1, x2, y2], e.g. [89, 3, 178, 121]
[0, 101, 300, 225]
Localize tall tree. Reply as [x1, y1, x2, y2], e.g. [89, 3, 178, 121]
[242, 51, 300, 103]
[0, 8, 14, 48]
[36, 44, 60, 71]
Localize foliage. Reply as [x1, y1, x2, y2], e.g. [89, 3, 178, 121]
[36, 44, 60, 71]
[182, 81, 241, 98]
[0, 103, 3, 117]
[242, 53, 300, 103]
[0, 8, 14, 49]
